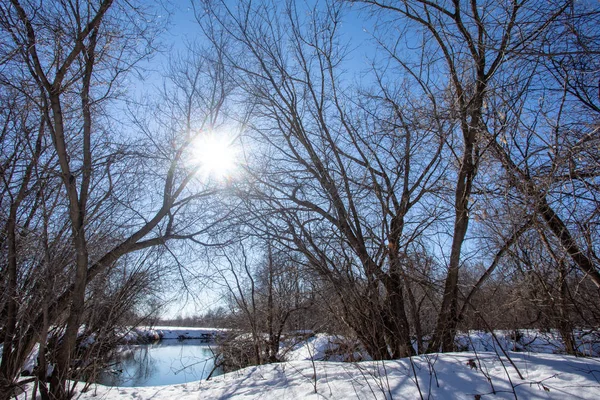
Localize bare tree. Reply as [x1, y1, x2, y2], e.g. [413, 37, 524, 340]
[199, 0, 600, 359]
[359, 0, 599, 352]
[0, 82, 56, 397]
[198, 0, 448, 359]
[210, 236, 312, 370]
[0, 0, 234, 397]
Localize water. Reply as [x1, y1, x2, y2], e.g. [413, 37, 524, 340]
[97, 340, 221, 387]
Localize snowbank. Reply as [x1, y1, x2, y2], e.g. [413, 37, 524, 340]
[120, 326, 227, 343]
[13, 330, 600, 399]
[284, 333, 370, 362]
[30, 352, 600, 399]
[281, 330, 600, 365]
[456, 330, 600, 356]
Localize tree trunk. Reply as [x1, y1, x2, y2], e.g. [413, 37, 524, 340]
[429, 140, 476, 352]
[558, 266, 576, 355]
[384, 255, 414, 357]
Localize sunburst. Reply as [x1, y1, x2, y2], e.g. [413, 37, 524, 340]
[191, 132, 239, 180]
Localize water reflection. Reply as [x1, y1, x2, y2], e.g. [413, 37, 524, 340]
[97, 340, 221, 387]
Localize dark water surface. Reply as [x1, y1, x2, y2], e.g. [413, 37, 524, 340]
[97, 340, 220, 387]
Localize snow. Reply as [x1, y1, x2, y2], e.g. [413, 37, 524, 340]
[455, 330, 600, 357]
[21, 343, 39, 375]
[15, 330, 600, 399]
[284, 333, 370, 362]
[119, 326, 227, 342]
[145, 326, 226, 340]
[22, 352, 599, 399]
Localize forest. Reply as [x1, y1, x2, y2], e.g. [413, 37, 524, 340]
[0, 0, 599, 399]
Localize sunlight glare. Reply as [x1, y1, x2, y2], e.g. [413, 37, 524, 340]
[192, 132, 238, 180]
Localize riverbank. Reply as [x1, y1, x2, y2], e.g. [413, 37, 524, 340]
[120, 326, 228, 343]
[23, 351, 600, 399]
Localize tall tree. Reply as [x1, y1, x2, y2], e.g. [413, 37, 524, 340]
[0, 1, 232, 397]
[200, 0, 445, 358]
[360, 0, 596, 351]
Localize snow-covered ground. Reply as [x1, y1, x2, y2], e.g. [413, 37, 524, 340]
[281, 330, 600, 362]
[454, 330, 600, 357]
[15, 330, 600, 399]
[25, 351, 599, 399]
[120, 326, 227, 342]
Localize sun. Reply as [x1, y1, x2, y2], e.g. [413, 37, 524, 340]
[191, 132, 238, 180]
